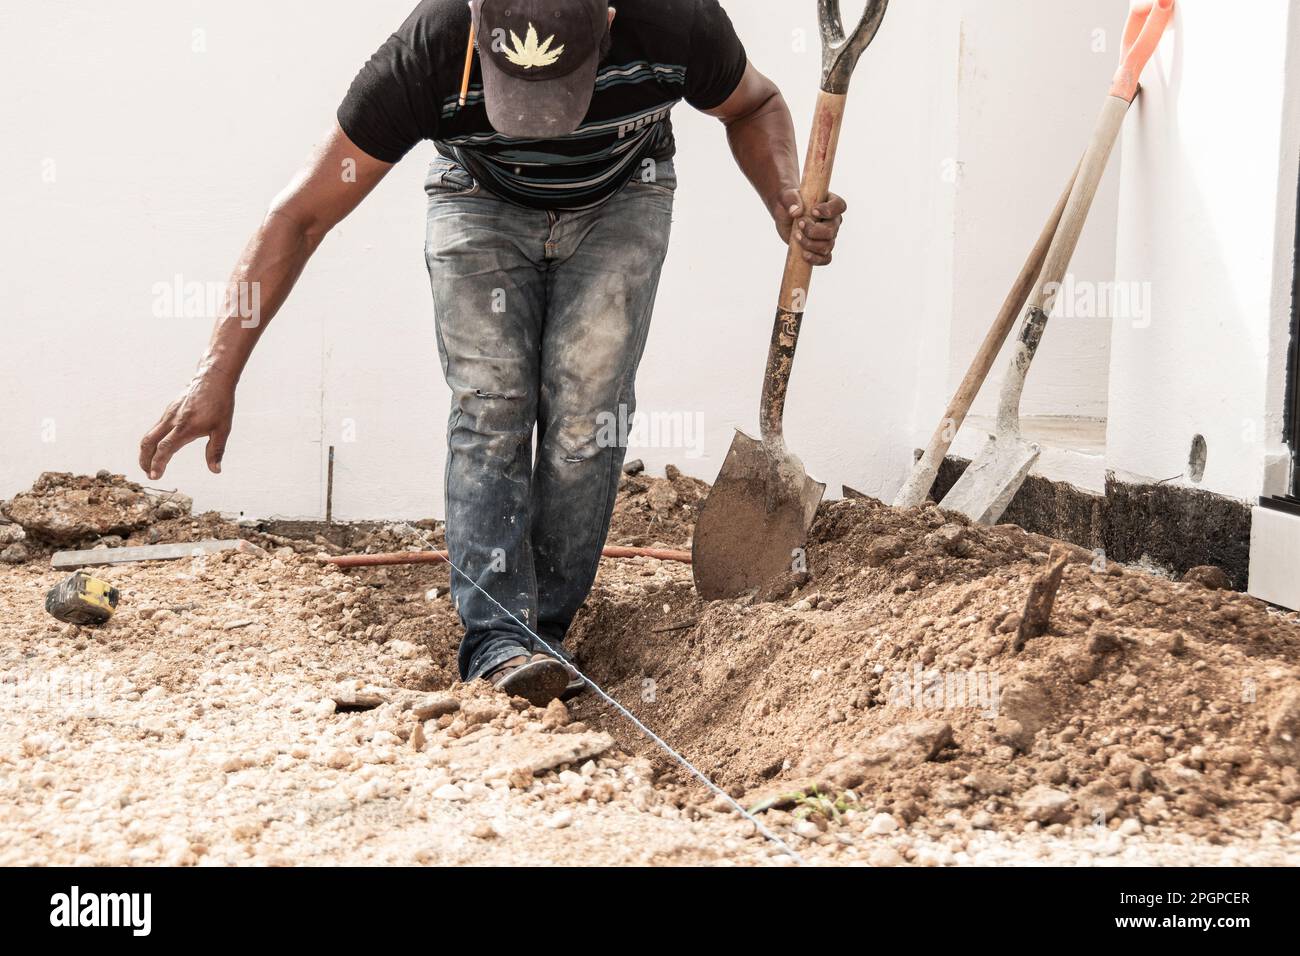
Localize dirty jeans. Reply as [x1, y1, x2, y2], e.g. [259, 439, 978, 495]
[424, 157, 675, 681]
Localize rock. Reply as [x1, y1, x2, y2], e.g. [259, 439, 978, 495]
[894, 571, 921, 593]
[1118, 818, 1143, 837]
[477, 732, 616, 782]
[645, 482, 679, 512]
[411, 694, 459, 720]
[1, 542, 30, 564]
[812, 720, 952, 793]
[155, 493, 193, 519]
[332, 692, 385, 710]
[1077, 780, 1121, 822]
[1156, 763, 1206, 794]
[997, 678, 1052, 740]
[1060, 647, 1102, 686]
[867, 812, 899, 835]
[924, 524, 968, 556]
[1181, 565, 1232, 590]
[1086, 628, 1124, 656]
[546, 810, 574, 829]
[0, 524, 26, 546]
[865, 536, 906, 567]
[970, 811, 995, 830]
[962, 771, 1011, 796]
[1018, 785, 1072, 824]
[1266, 689, 1300, 768]
[622, 459, 645, 476]
[386, 639, 422, 659]
[992, 717, 1030, 753]
[462, 699, 507, 725]
[664, 464, 682, 481]
[433, 784, 468, 802]
[868, 846, 903, 867]
[863, 719, 953, 768]
[1084, 595, 1111, 617]
[936, 785, 973, 809]
[324, 749, 352, 770]
[471, 822, 498, 840]
[793, 819, 821, 840]
[541, 699, 570, 730]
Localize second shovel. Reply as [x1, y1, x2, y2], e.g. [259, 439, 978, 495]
[692, 0, 888, 600]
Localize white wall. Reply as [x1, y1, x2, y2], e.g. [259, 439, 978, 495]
[1108, 0, 1298, 501]
[949, 0, 1125, 424]
[0, 0, 962, 517]
[1, 0, 1295, 520]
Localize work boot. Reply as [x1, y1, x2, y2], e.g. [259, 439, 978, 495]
[485, 654, 569, 707]
[538, 643, 588, 702]
[556, 659, 587, 702]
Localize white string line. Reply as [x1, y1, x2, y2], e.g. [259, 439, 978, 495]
[402, 526, 806, 864]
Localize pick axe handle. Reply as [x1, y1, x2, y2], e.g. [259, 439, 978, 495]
[759, 90, 846, 443]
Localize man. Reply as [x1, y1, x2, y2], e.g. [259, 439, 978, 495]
[139, 0, 847, 705]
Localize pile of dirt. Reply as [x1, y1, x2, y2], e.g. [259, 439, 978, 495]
[570, 493, 1300, 852]
[608, 465, 707, 548]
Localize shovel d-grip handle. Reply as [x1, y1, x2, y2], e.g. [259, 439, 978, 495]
[758, 1, 888, 443]
[818, 0, 889, 95]
[1110, 0, 1175, 101]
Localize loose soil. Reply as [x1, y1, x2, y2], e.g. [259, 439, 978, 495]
[2, 470, 1298, 866]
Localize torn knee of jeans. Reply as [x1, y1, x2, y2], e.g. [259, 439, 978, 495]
[551, 416, 607, 465]
[452, 386, 535, 456]
[455, 385, 530, 419]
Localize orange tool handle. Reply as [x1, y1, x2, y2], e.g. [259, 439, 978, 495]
[1110, 0, 1175, 101]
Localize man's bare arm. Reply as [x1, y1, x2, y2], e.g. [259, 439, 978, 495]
[706, 63, 847, 266]
[140, 122, 393, 479]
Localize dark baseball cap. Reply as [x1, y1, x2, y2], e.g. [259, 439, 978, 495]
[472, 0, 609, 139]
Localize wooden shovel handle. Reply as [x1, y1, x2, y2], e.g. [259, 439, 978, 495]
[994, 94, 1133, 427]
[894, 162, 1080, 508]
[759, 90, 846, 443]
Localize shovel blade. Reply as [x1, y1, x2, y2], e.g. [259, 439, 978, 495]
[939, 434, 1041, 526]
[692, 431, 825, 600]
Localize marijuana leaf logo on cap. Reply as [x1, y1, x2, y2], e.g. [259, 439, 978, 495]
[503, 23, 565, 69]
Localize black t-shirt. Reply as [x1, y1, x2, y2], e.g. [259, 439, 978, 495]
[337, 0, 747, 209]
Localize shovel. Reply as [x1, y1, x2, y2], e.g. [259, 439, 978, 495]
[941, 0, 1174, 526]
[892, 164, 1080, 509]
[693, 0, 889, 600]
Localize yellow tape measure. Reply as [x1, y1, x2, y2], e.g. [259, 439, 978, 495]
[45, 571, 120, 626]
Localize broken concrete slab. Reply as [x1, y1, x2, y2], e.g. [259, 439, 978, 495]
[3, 471, 179, 544]
[51, 539, 265, 569]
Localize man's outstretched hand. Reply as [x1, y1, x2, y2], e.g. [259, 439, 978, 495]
[775, 188, 847, 266]
[139, 368, 237, 480]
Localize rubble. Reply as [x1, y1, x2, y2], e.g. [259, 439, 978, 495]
[1, 469, 1298, 866]
[2, 471, 173, 543]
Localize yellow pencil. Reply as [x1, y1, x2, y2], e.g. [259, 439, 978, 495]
[459, 22, 476, 107]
